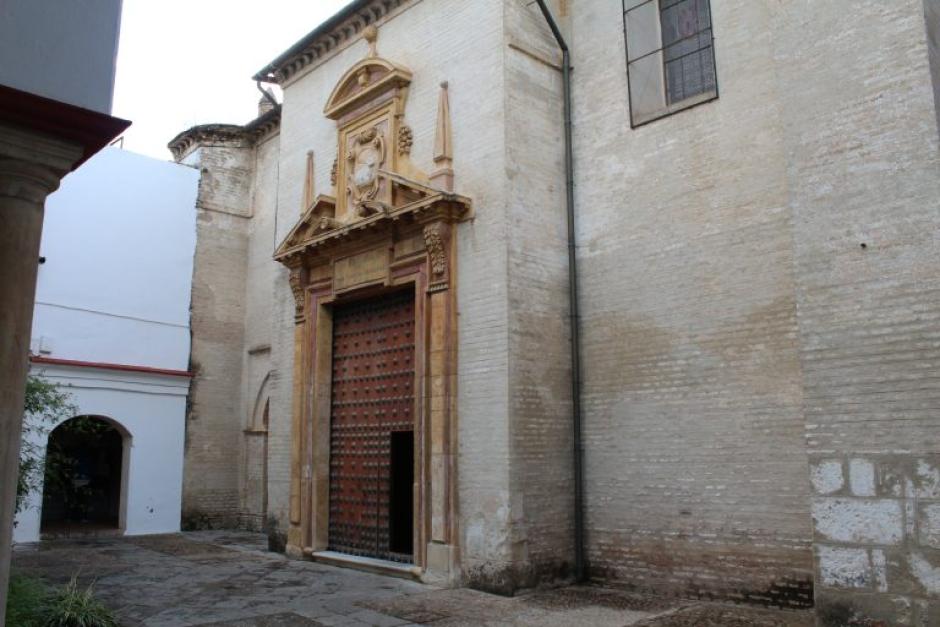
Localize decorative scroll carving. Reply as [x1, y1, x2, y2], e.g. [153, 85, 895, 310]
[424, 223, 447, 277]
[398, 124, 413, 156]
[330, 157, 338, 188]
[288, 267, 305, 320]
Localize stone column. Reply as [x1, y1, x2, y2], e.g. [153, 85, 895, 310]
[0, 124, 81, 622]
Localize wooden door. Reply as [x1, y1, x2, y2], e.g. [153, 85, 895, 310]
[328, 290, 415, 562]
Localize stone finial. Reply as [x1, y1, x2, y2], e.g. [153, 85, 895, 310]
[303, 151, 315, 211]
[431, 81, 454, 191]
[363, 25, 379, 58]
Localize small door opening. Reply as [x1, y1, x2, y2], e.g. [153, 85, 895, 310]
[388, 430, 414, 557]
[41, 416, 124, 536]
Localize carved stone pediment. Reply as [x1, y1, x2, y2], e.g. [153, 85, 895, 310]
[274, 195, 340, 258]
[275, 179, 469, 264]
[324, 57, 413, 121]
[274, 25, 470, 268]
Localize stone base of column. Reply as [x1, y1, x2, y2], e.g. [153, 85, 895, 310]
[424, 542, 459, 585]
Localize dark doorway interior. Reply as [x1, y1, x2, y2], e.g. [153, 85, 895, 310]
[389, 430, 414, 557]
[41, 416, 123, 535]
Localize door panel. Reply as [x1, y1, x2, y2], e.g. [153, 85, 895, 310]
[328, 290, 415, 562]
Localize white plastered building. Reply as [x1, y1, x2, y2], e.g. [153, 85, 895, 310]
[13, 146, 198, 543]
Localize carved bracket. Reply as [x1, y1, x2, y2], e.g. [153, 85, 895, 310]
[288, 266, 306, 322]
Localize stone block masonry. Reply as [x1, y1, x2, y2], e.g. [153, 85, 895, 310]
[811, 457, 940, 625]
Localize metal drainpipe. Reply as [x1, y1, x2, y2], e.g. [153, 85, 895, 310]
[533, 0, 586, 584]
[256, 80, 280, 109]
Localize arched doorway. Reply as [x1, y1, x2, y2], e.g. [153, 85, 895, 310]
[41, 416, 127, 536]
[244, 373, 271, 531]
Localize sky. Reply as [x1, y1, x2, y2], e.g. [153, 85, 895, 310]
[112, 0, 350, 160]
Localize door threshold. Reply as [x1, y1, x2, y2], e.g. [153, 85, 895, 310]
[311, 550, 421, 581]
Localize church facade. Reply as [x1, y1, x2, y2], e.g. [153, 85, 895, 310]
[169, 1, 940, 623]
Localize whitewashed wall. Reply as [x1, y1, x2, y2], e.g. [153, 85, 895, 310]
[14, 147, 198, 542]
[0, 0, 122, 113]
[32, 147, 198, 371]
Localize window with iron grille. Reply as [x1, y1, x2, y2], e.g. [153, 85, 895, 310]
[623, 0, 718, 127]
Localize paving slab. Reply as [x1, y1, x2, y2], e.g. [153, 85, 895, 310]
[12, 531, 814, 626]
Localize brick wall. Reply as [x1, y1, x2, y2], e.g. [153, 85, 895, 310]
[502, 0, 576, 591]
[570, 0, 814, 607]
[778, 0, 940, 622]
[183, 140, 253, 529]
[178, 2, 940, 618]
[568, 0, 940, 618]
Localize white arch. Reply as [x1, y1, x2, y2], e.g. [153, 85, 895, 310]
[15, 364, 188, 544]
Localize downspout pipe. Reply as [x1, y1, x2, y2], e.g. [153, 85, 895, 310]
[533, 0, 586, 584]
[256, 80, 279, 109]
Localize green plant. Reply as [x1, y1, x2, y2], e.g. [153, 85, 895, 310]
[42, 576, 117, 627]
[42, 416, 115, 522]
[17, 374, 78, 517]
[5, 574, 50, 627]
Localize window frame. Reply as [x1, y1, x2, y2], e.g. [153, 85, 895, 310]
[622, 0, 719, 128]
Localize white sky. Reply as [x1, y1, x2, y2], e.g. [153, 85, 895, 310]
[113, 0, 350, 160]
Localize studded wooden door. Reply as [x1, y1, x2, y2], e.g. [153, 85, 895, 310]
[328, 290, 415, 562]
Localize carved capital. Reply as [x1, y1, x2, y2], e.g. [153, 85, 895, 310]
[0, 159, 65, 203]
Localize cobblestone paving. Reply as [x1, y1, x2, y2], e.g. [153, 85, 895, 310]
[11, 532, 814, 626]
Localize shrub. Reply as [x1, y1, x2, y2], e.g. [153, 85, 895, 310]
[43, 576, 118, 627]
[18, 374, 78, 517]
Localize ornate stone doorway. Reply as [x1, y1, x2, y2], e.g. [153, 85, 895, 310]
[273, 25, 470, 580]
[328, 289, 416, 563]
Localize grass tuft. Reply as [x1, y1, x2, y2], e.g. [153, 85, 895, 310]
[5, 574, 118, 627]
[43, 576, 118, 627]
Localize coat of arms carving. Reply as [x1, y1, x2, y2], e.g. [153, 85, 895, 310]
[347, 126, 386, 216]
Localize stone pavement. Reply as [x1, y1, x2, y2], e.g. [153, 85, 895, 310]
[11, 532, 814, 626]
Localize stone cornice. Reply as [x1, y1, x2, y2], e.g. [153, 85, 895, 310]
[253, 0, 417, 86]
[167, 107, 281, 161]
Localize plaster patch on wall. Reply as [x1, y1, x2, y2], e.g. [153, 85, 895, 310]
[909, 551, 940, 595]
[817, 545, 871, 589]
[918, 503, 940, 549]
[871, 549, 887, 592]
[813, 499, 903, 545]
[811, 461, 845, 495]
[464, 493, 512, 560]
[914, 460, 940, 499]
[849, 459, 876, 497]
